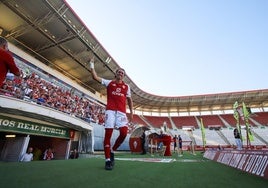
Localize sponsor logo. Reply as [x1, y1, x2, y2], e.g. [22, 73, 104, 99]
[112, 88, 124, 97]
[204, 150, 268, 179]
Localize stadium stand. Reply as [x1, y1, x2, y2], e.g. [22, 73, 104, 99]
[192, 129, 226, 146]
[142, 115, 172, 129]
[250, 112, 268, 126]
[171, 116, 198, 129]
[131, 114, 148, 126]
[0, 67, 106, 125]
[219, 114, 239, 127]
[197, 114, 226, 128]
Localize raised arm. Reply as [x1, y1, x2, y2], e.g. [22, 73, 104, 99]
[89, 58, 102, 83]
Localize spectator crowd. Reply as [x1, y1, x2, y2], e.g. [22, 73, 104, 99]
[1, 68, 106, 125]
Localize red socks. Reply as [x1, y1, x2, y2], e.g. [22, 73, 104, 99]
[104, 128, 113, 159]
[103, 126, 128, 159]
[112, 126, 128, 151]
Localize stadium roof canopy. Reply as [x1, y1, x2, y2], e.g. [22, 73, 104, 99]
[1, 0, 268, 114]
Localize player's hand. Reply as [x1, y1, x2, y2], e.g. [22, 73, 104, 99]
[127, 113, 133, 123]
[127, 122, 135, 133]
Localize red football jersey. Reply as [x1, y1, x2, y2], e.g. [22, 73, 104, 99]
[102, 79, 131, 113]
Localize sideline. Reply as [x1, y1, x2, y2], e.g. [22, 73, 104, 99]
[116, 158, 208, 163]
[90, 155, 208, 163]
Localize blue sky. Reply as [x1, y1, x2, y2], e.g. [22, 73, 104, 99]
[66, 0, 268, 96]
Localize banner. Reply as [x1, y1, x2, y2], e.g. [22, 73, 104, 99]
[0, 114, 70, 139]
[200, 118, 206, 148]
[242, 102, 254, 141]
[204, 150, 268, 180]
[233, 101, 243, 142]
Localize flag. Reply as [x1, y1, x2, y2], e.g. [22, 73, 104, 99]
[233, 101, 242, 141]
[242, 102, 250, 118]
[233, 101, 239, 121]
[242, 102, 254, 141]
[200, 118, 206, 147]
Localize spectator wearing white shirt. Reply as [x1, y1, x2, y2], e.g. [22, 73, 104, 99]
[20, 147, 33, 162]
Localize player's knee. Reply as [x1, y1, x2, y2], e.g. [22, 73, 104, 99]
[120, 126, 128, 136]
